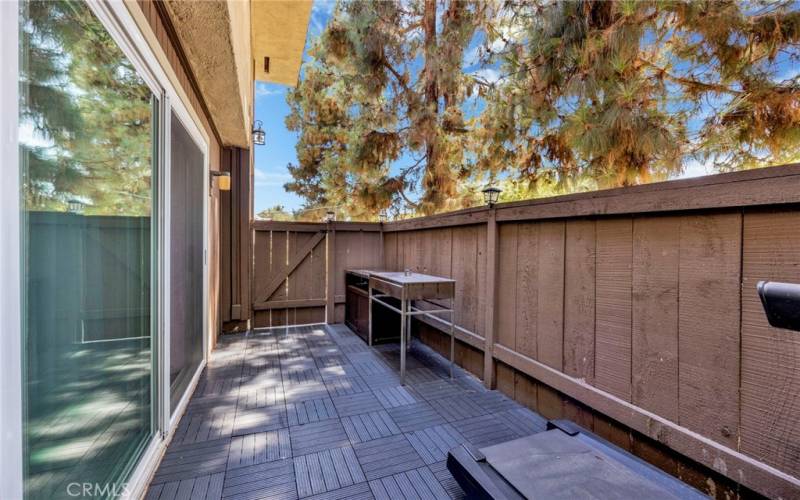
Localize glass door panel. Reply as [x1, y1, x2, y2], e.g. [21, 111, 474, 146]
[19, 1, 156, 497]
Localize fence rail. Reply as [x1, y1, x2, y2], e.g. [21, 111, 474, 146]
[248, 164, 800, 498]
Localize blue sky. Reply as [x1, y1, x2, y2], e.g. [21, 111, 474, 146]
[253, 0, 335, 215]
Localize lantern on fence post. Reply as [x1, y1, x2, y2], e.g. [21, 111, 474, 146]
[324, 210, 336, 223]
[379, 211, 387, 223]
[67, 199, 85, 214]
[482, 185, 502, 207]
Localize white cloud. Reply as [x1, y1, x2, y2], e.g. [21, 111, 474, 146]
[254, 168, 292, 187]
[674, 159, 712, 179]
[255, 83, 286, 97]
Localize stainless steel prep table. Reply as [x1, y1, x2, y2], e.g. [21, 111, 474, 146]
[368, 271, 456, 385]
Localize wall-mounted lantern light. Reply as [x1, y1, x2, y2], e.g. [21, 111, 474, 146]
[210, 170, 231, 191]
[324, 210, 336, 223]
[378, 211, 387, 223]
[482, 185, 502, 207]
[67, 199, 85, 214]
[252, 120, 266, 146]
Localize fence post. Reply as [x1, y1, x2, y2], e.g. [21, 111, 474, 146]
[325, 226, 336, 324]
[484, 209, 498, 388]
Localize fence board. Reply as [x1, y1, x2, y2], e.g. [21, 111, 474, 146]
[497, 224, 518, 349]
[536, 221, 565, 370]
[632, 217, 680, 421]
[451, 226, 479, 334]
[594, 219, 633, 401]
[514, 222, 538, 359]
[563, 220, 596, 383]
[741, 210, 800, 475]
[678, 214, 741, 449]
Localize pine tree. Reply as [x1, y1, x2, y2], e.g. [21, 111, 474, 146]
[286, 0, 487, 218]
[479, 0, 800, 188]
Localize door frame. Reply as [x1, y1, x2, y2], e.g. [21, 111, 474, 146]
[0, 1, 23, 498]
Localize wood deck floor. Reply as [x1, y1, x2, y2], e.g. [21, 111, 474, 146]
[146, 324, 547, 500]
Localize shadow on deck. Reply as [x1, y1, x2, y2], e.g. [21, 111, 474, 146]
[146, 324, 547, 500]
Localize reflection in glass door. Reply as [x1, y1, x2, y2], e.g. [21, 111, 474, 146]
[19, 1, 156, 497]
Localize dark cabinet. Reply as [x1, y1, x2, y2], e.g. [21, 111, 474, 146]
[345, 270, 400, 344]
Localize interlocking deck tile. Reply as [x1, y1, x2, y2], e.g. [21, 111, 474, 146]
[284, 381, 331, 403]
[428, 396, 488, 422]
[352, 435, 425, 481]
[403, 367, 441, 385]
[222, 458, 297, 500]
[467, 390, 522, 412]
[494, 407, 547, 437]
[184, 394, 239, 416]
[171, 412, 236, 445]
[362, 372, 403, 390]
[319, 363, 362, 380]
[151, 438, 230, 484]
[314, 354, 348, 368]
[352, 360, 392, 378]
[341, 410, 401, 444]
[290, 419, 351, 456]
[332, 392, 384, 417]
[373, 386, 421, 409]
[146, 472, 224, 500]
[345, 352, 384, 365]
[337, 342, 371, 355]
[429, 461, 465, 499]
[454, 414, 519, 448]
[324, 376, 370, 397]
[404, 424, 466, 465]
[368, 467, 450, 500]
[232, 406, 288, 436]
[287, 398, 339, 426]
[410, 380, 464, 401]
[237, 385, 285, 411]
[452, 376, 486, 393]
[194, 377, 241, 399]
[302, 482, 374, 500]
[284, 366, 323, 385]
[227, 429, 291, 469]
[294, 447, 366, 497]
[310, 345, 342, 358]
[386, 402, 447, 433]
[376, 352, 427, 371]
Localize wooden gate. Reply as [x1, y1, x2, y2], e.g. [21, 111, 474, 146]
[251, 221, 382, 328]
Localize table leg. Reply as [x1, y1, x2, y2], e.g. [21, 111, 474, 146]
[368, 286, 373, 346]
[450, 309, 455, 379]
[400, 298, 406, 385]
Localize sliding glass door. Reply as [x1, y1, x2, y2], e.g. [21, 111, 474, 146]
[19, 1, 156, 497]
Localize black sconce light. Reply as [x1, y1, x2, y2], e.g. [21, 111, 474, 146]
[324, 210, 336, 223]
[482, 185, 502, 207]
[252, 120, 266, 146]
[379, 211, 388, 223]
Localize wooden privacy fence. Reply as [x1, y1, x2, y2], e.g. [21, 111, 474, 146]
[251, 221, 382, 328]
[248, 165, 800, 497]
